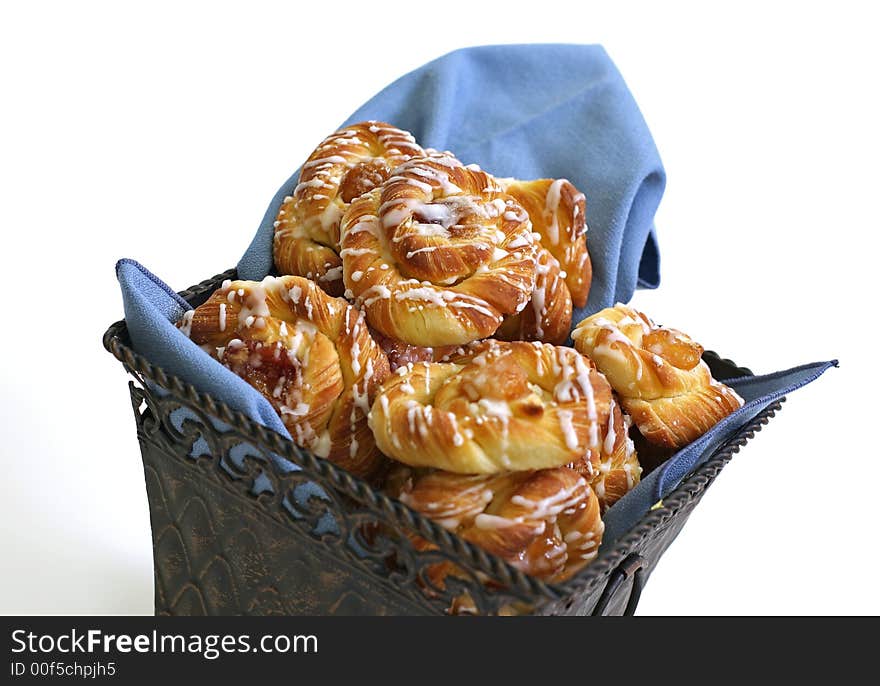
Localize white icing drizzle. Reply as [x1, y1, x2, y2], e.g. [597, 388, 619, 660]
[179, 309, 194, 337]
[544, 179, 566, 245]
[350, 333, 362, 376]
[394, 286, 497, 319]
[603, 398, 618, 455]
[280, 402, 309, 417]
[405, 245, 440, 259]
[339, 247, 375, 257]
[360, 284, 392, 307]
[510, 476, 587, 522]
[320, 266, 343, 283]
[531, 255, 553, 338]
[272, 375, 286, 399]
[312, 430, 331, 458]
[552, 350, 598, 446]
[477, 397, 511, 460]
[474, 513, 523, 530]
[557, 409, 579, 450]
[235, 283, 271, 331]
[303, 155, 347, 169]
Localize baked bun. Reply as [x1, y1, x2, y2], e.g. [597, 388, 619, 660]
[568, 397, 641, 512]
[369, 340, 613, 474]
[499, 177, 591, 308]
[340, 154, 539, 347]
[179, 275, 390, 478]
[273, 121, 424, 296]
[494, 246, 573, 345]
[390, 465, 604, 583]
[572, 304, 744, 449]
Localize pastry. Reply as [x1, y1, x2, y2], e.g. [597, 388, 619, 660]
[572, 304, 744, 449]
[499, 177, 591, 308]
[369, 328, 455, 374]
[389, 465, 604, 583]
[340, 154, 539, 347]
[568, 397, 642, 512]
[273, 121, 425, 296]
[179, 275, 390, 478]
[494, 246, 572, 345]
[368, 340, 613, 474]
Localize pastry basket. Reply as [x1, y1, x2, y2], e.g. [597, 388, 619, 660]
[103, 269, 783, 616]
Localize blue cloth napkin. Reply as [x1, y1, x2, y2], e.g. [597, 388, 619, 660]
[237, 44, 666, 320]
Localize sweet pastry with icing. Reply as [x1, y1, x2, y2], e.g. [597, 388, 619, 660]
[369, 328, 456, 374]
[499, 177, 591, 308]
[178, 275, 390, 478]
[340, 154, 539, 347]
[368, 340, 614, 474]
[572, 304, 744, 449]
[273, 121, 425, 296]
[568, 397, 642, 512]
[388, 465, 604, 583]
[494, 246, 572, 345]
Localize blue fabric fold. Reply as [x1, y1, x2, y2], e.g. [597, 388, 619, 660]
[237, 43, 666, 321]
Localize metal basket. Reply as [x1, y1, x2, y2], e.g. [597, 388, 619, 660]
[104, 269, 783, 616]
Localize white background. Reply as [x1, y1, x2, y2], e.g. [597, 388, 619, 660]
[1, 1, 875, 615]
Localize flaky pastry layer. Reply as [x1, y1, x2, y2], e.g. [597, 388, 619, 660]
[572, 304, 743, 449]
[179, 275, 390, 478]
[389, 465, 604, 583]
[273, 121, 424, 295]
[340, 154, 538, 347]
[369, 340, 613, 474]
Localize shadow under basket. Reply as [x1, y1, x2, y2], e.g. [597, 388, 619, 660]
[104, 269, 783, 616]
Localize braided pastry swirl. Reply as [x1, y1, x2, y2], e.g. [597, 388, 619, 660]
[568, 397, 642, 512]
[340, 154, 539, 347]
[389, 466, 604, 583]
[572, 304, 744, 449]
[495, 246, 572, 345]
[500, 178, 592, 308]
[179, 275, 390, 478]
[368, 340, 613, 474]
[273, 121, 424, 296]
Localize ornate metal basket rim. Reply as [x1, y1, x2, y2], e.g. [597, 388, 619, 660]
[104, 268, 784, 608]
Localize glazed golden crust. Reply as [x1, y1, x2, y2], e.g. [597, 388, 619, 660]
[180, 275, 390, 478]
[495, 246, 572, 345]
[340, 154, 539, 347]
[389, 465, 604, 583]
[572, 304, 744, 449]
[369, 340, 613, 474]
[568, 397, 642, 512]
[273, 121, 424, 296]
[500, 178, 591, 308]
